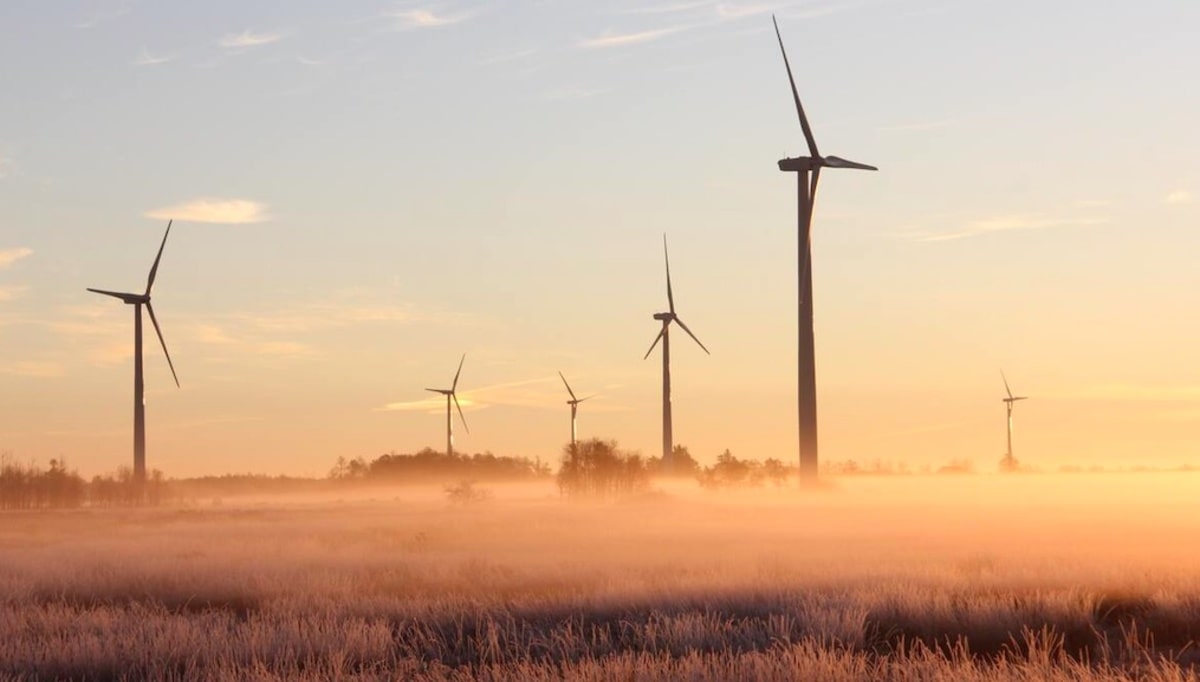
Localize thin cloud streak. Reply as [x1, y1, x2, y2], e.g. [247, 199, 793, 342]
[579, 26, 687, 49]
[145, 198, 271, 224]
[0, 285, 29, 301]
[0, 247, 33, 268]
[133, 48, 174, 66]
[387, 8, 474, 30]
[910, 215, 1108, 243]
[218, 30, 285, 49]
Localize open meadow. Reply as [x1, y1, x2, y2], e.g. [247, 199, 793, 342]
[3, 473, 1200, 681]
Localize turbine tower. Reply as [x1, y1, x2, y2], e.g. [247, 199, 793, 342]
[87, 220, 180, 488]
[643, 235, 709, 470]
[426, 354, 468, 456]
[558, 371, 593, 449]
[1001, 371, 1028, 471]
[773, 16, 877, 484]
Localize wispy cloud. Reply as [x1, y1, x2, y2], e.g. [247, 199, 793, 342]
[1072, 384, 1200, 402]
[878, 119, 956, 133]
[623, 1, 713, 14]
[544, 88, 607, 101]
[133, 48, 174, 66]
[909, 215, 1108, 243]
[377, 376, 558, 413]
[579, 26, 687, 49]
[715, 3, 776, 19]
[387, 7, 474, 30]
[0, 247, 32, 269]
[218, 29, 285, 49]
[0, 285, 28, 301]
[0, 361, 66, 378]
[145, 198, 271, 224]
[1165, 190, 1193, 205]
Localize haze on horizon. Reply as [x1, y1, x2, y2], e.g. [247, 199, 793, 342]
[1, 0, 1197, 478]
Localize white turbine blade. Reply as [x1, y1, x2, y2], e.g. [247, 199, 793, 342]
[643, 328, 666, 360]
[664, 234, 675, 314]
[452, 353, 465, 391]
[674, 317, 710, 355]
[824, 155, 878, 171]
[87, 287, 138, 302]
[772, 15, 820, 159]
[559, 371, 577, 401]
[145, 220, 172, 296]
[145, 302, 179, 388]
[453, 393, 469, 434]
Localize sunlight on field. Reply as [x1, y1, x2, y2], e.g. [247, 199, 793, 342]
[2, 473, 1199, 680]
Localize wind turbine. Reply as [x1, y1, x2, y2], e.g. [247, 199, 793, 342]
[558, 371, 593, 449]
[643, 235, 709, 470]
[87, 220, 180, 488]
[773, 16, 877, 484]
[426, 354, 468, 456]
[1001, 372, 1028, 471]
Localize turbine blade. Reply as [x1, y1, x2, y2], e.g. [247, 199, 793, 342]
[87, 287, 137, 302]
[823, 155, 878, 171]
[799, 167, 820, 304]
[643, 328, 666, 360]
[145, 302, 179, 388]
[145, 220, 172, 296]
[558, 371, 577, 401]
[425, 388, 444, 394]
[451, 353, 465, 391]
[772, 16, 819, 159]
[453, 393, 469, 434]
[1002, 371, 1014, 400]
[578, 395, 596, 403]
[674, 317, 710, 355]
[663, 234, 675, 314]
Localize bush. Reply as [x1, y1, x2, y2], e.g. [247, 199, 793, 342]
[557, 439, 651, 499]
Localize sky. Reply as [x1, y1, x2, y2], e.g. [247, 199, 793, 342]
[1, 0, 1197, 478]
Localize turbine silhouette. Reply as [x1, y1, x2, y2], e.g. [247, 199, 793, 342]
[558, 371, 593, 450]
[1001, 371, 1028, 471]
[87, 220, 180, 488]
[773, 16, 877, 484]
[426, 354, 468, 456]
[643, 235, 709, 471]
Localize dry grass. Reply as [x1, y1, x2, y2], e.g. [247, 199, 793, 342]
[2, 474, 1199, 680]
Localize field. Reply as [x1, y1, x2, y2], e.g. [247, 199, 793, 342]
[3, 474, 1200, 681]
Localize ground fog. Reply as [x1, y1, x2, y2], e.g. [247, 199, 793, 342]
[2, 473, 1199, 680]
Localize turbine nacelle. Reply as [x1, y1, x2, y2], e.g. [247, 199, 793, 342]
[652, 312, 674, 322]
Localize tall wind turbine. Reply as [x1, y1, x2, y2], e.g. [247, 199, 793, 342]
[773, 16, 877, 484]
[1001, 372, 1028, 471]
[426, 354, 468, 456]
[87, 220, 180, 486]
[644, 235, 709, 470]
[558, 371, 593, 449]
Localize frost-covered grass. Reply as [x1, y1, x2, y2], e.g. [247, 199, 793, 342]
[1, 474, 1198, 680]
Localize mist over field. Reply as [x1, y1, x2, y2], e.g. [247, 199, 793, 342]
[4, 473, 1200, 680]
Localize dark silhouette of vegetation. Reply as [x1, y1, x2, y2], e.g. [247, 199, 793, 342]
[444, 480, 492, 505]
[696, 449, 790, 489]
[651, 444, 701, 477]
[330, 448, 552, 484]
[557, 439, 651, 498]
[0, 455, 169, 509]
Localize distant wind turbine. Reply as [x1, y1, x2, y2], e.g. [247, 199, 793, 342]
[644, 235, 709, 471]
[1001, 371, 1028, 471]
[426, 354, 468, 456]
[773, 16, 877, 484]
[87, 220, 180, 488]
[558, 371, 593, 449]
